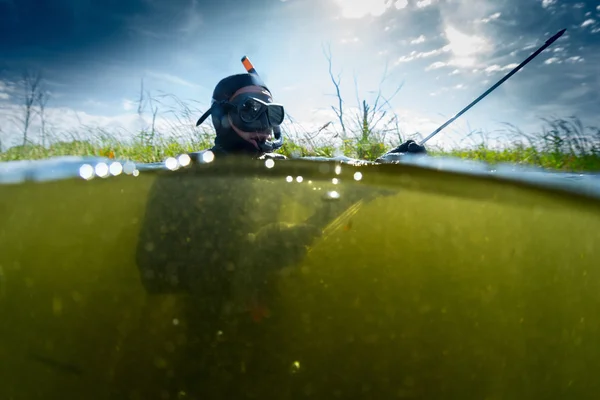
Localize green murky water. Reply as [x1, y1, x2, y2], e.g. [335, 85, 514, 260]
[1, 155, 600, 399]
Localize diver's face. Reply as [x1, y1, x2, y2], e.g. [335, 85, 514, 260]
[227, 85, 274, 150]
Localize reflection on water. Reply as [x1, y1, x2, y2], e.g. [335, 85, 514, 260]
[1, 154, 600, 399]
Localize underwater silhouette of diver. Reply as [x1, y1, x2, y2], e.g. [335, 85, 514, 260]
[135, 57, 414, 305]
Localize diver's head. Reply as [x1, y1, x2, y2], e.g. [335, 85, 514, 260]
[196, 73, 285, 155]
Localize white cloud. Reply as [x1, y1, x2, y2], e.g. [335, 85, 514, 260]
[581, 19, 595, 28]
[479, 12, 501, 23]
[394, 0, 408, 10]
[444, 26, 490, 58]
[410, 35, 426, 44]
[340, 37, 360, 44]
[443, 25, 491, 67]
[123, 99, 136, 111]
[566, 56, 585, 63]
[541, 0, 556, 8]
[484, 63, 518, 74]
[395, 45, 451, 65]
[544, 57, 562, 65]
[332, 0, 410, 18]
[332, 0, 390, 18]
[416, 0, 433, 8]
[425, 61, 448, 71]
[0, 93, 11, 100]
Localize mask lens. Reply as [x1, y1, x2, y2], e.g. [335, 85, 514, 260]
[267, 105, 285, 126]
[239, 98, 264, 122]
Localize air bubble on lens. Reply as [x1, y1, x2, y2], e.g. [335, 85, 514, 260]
[324, 191, 341, 200]
[95, 163, 109, 178]
[109, 162, 123, 176]
[202, 151, 215, 163]
[123, 161, 137, 175]
[79, 164, 94, 180]
[178, 154, 191, 167]
[165, 157, 178, 171]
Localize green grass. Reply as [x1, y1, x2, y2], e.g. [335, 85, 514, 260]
[2, 116, 600, 173]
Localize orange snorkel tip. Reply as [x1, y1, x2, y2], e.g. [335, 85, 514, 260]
[241, 55, 258, 75]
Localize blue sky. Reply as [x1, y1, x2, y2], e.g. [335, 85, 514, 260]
[0, 0, 599, 150]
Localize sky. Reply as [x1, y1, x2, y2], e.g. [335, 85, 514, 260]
[0, 0, 599, 151]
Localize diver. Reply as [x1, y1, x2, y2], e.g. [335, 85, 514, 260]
[189, 71, 287, 161]
[189, 70, 426, 162]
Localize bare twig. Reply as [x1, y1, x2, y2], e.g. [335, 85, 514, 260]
[322, 42, 347, 141]
[18, 70, 42, 146]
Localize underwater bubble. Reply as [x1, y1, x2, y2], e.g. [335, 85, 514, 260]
[354, 171, 363, 181]
[296, 176, 304, 183]
[265, 159, 275, 169]
[173, 318, 180, 326]
[335, 165, 342, 175]
[79, 164, 94, 180]
[332, 178, 339, 185]
[290, 361, 301, 374]
[132, 169, 140, 177]
[109, 162, 123, 176]
[94, 163, 109, 178]
[165, 157, 178, 171]
[202, 150, 215, 163]
[178, 154, 191, 167]
[286, 176, 293, 183]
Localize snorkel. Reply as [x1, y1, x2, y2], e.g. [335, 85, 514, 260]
[240, 56, 284, 153]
